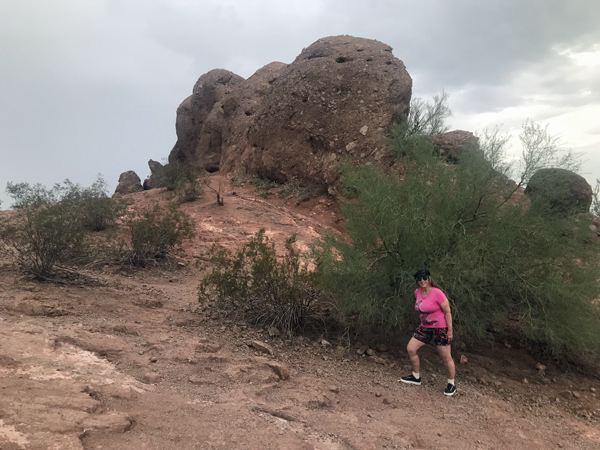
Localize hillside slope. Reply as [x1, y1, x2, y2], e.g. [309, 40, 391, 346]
[0, 176, 599, 450]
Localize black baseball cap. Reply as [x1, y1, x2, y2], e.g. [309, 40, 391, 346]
[413, 269, 431, 279]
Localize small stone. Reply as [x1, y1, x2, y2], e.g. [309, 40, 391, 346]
[494, 381, 502, 387]
[460, 354, 468, 364]
[251, 340, 274, 355]
[504, 342, 512, 349]
[232, 325, 241, 335]
[346, 141, 357, 152]
[572, 391, 581, 399]
[365, 348, 375, 356]
[560, 390, 572, 399]
[359, 125, 368, 135]
[328, 385, 340, 394]
[356, 345, 368, 356]
[266, 361, 290, 380]
[375, 392, 382, 397]
[591, 388, 596, 393]
[322, 355, 328, 361]
[149, 357, 158, 363]
[382, 397, 391, 405]
[141, 373, 162, 384]
[320, 339, 331, 346]
[535, 362, 547, 371]
[522, 378, 528, 384]
[376, 344, 388, 352]
[369, 355, 386, 365]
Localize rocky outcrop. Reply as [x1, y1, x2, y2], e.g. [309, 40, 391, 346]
[242, 36, 412, 186]
[114, 171, 143, 195]
[143, 159, 165, 190]
[167, 35, 412, 188]
[432, 130, 479, 163]
[525, 168, 592, 214]
[169, 69, 245, 170]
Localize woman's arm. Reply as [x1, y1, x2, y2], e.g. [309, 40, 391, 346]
[440, 299, 453, 343]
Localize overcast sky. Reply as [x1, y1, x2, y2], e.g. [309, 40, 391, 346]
[1, 0, 599, 208]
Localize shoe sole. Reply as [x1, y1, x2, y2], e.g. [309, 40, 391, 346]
[444, 389, 456, 396]
[400, 379, 421, 386]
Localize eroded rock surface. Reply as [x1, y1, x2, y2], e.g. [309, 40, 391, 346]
[114, 170, 143, 195]
[525, 168, 592, 214]
[168, 35, 412, 188]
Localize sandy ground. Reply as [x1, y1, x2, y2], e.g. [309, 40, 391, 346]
[0, 177, 599, 450]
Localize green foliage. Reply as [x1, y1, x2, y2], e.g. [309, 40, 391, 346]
[278, 177, 316, 206]
[1, 181, 87, 278]
[199, 230, 322, 334]
[315, 127, 600, 360]
[62, 177, 127, 231]
[0, 176, 124, 278]
[124, 203, 195, 267]
[159, 161, 202, 203]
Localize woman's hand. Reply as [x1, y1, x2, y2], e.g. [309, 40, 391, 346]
[447, 329, 453, 343]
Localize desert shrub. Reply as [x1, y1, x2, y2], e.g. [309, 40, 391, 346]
[199, 229, 322, 334]
[1, 181, 87, 278]
[314, 122, 600, 360]
[250, 177, 278, 199]
[278, 177, 317, 206]
[158, 161, 202, 203]
[124, 203, 195, 267]
[62, 177, 127, 231]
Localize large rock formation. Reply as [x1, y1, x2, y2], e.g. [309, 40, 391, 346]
[525, 168, 592, 214]
[143, 159, 165, 190]
[168, 35, 413, 188]
[114, 171, 143, 195]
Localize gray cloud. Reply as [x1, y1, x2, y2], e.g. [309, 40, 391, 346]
[1, 0, 599, 207]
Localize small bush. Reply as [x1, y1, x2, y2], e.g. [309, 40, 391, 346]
[1, 181, 87, 278]
[278, 177, 316, 206]
[62, 177, 127, 231]
[124, 203, 195, 267]
[199, 230, 322, 334]
[158, 162, 202, 203]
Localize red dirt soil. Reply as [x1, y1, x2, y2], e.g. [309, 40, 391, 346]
[0, 175, 598, 450]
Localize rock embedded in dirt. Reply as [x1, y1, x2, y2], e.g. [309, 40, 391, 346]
[365, 348, 375, 356]
[251, 340, 274, 355]
[356, 345, 368, 356]
[266, 361, 290, 380]
[141, 372, 162, 384]
[376, 344, 388, 352]
[369, 355, 386, 365]
[114, 170, 143, 195]
[460, 354, 468, 364]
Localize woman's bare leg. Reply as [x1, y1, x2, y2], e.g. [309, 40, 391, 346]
[407, 337, 426, 374]
[436, 345, 455, 379]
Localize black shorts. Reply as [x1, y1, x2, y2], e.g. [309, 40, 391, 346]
[413, 325, 450, 346]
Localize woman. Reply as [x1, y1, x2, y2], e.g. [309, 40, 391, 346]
[400, 269, 456, 396]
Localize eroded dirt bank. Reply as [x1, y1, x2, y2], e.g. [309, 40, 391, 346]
[0, 180, 599, 450]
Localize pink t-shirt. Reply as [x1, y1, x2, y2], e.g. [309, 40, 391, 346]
[414, 287, 448, 328]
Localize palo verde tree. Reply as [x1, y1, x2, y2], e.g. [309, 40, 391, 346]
[315, 106, 600, 360]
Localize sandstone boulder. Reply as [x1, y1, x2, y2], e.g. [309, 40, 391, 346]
[525, 168, 592, 214]
[167, 36, 412, 189]
[114, 171, 143, 195]
[143, 159, 165, 190]
[431, 130, 479, 163]
[169, 69, 245, 169]
[242, 35, 412, 186]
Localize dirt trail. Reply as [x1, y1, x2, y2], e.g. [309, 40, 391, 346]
[0, 178, 599, 450]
